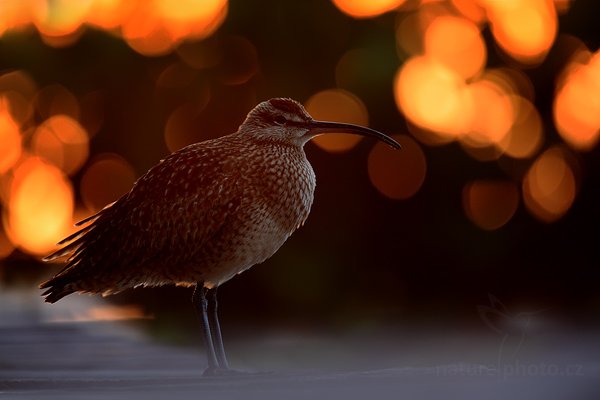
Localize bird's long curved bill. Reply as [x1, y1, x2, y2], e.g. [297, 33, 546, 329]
[308, 120, 401, 149]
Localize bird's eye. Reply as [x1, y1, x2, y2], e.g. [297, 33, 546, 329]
[274, 115, 287, 125]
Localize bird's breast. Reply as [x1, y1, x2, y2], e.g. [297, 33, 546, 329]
[249, 147, 316, 232]
[206, 145, 315, 285]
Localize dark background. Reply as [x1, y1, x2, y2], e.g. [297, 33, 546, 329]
[0, 0, 598, 344]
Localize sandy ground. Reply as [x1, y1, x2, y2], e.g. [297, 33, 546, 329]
[1, 289, 599, 400]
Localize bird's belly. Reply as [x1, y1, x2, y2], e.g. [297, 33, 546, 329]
[201, 191, 311, 288]
[201, 214, 292, 288]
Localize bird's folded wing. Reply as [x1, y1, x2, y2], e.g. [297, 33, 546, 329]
[42, 143, 243, 282]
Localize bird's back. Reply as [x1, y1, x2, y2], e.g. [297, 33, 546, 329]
[40, 133, 315, 302]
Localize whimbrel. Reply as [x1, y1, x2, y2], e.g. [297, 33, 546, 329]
[40, 98, 400, 375]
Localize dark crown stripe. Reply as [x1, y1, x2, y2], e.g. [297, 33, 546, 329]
[268, 98, 304, 115]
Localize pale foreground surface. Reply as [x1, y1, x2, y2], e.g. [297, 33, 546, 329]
[1, 290, 599, 400]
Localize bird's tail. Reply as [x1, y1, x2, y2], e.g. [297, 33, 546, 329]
[42, 203, 113, 262]
[39, 205, 113, 302]
[39, 276, 75, 304]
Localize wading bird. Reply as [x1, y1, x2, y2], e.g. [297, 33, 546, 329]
[40, 98, 400, 375]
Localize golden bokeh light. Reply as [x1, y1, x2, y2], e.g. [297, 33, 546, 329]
[34, 84, 80, 120]
[0, 0, 228, 56]
[481, 0, 557, 64]
[451, 0, 486, 23]
[122, 0, 227, 56]
[406, 121, 456, 147]
[331, 0, 406, 18]
[424, 15, 486, 79]
[393, 10, 552, 172]
[121, 5, 176, 57]
[0, 1, 29, 34]
[523, 147, 576, 222]
[85, 0, 135, 29]
[484, 67, 535, 101]
[0, 226, 14, 259]
[368, 135, 426, 200]
[394, 56, 472, 139]
[0, 173, 10, 206]
[39, 28, 85, 49]
[462, 79, 514, 148]
[554, 51, 600, 151]
[0, 70, 37, 99]
[463, 180, 519, 230]
[305, 89, 369, 153]
[415, 2, 456, 30]
[155, 0, 227, 40]
[31, 115, 89, 175]
[554, 0, 574, 14]
[497, 96, 543, 159]
[0, 71, 36, 129]
[396, 13, 425, 56]
[80, 153, 136, 212]
[31, 0, 90, 37]
[1, 91, 34, 127]
[395, 2, 456, 58]
[459, 141, 503, 162]
[5, 157, 74, 255]
[0, 99, 22, 174]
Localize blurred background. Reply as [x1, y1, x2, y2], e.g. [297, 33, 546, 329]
[0, 0, 599, 352]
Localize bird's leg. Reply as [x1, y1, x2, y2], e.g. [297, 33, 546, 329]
[207, 287, 230, 370]
[192, 283, 219, 373]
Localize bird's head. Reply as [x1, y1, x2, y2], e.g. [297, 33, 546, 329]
[239, 98, 400, 149]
